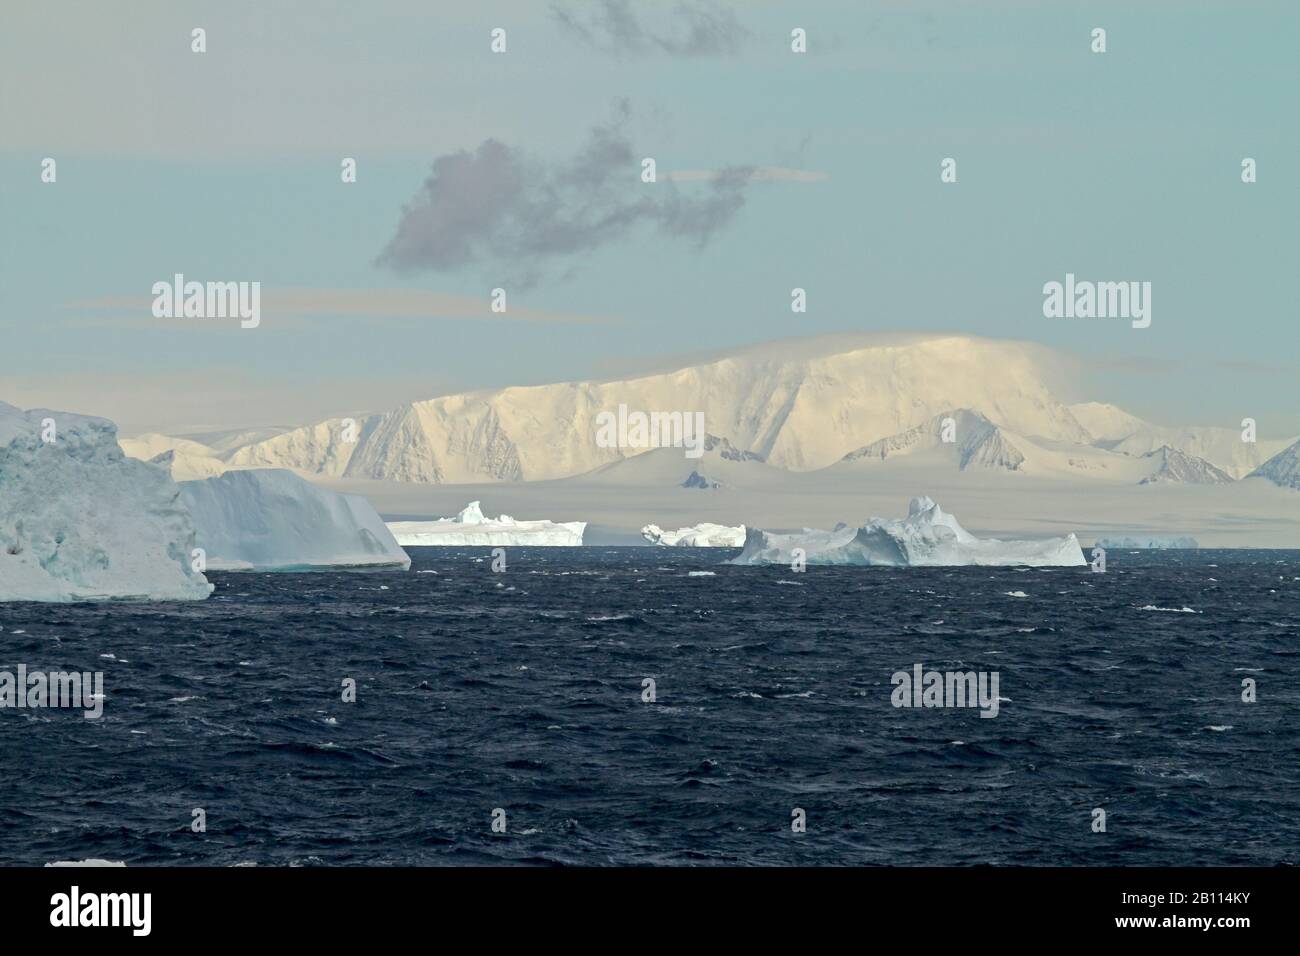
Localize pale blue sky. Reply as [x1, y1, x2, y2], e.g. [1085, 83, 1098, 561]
[1, 0, 1296, 434]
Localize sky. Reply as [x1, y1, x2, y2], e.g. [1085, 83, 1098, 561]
[1, 0, 1296, 436]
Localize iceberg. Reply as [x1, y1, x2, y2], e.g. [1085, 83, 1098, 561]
[730, 496, 1085, 567]
[642, 522, 746, 547]
[0, 402, 213, 602]
[387, 501, 585, 546]
[1095, 535, 1198, 549]
[179, 469, 410, 570]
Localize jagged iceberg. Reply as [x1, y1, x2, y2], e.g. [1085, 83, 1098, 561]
[179, 469, 410, 570]
[0, 402, 213, 601]
[730, 496, 1085, 567]
[642, 522, 746, 547]
[387, 501, 585, 546]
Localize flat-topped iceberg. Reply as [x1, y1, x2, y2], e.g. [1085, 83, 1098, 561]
[642, 522, 746, 547]
[730, 496, 1085, 567]
[179, 469, 410, 570]
[1095, 535, 1198, 549]
[387, 501, 585, 546]
[0, 402, 213, 602]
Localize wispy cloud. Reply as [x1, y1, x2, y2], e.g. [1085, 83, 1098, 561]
[375, 104, 753, 287]
[66, 288, 614, 329]
[551, 0, 751, 58]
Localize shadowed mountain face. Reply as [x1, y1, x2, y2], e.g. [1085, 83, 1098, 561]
[1139, 446, 1235, 486]
[839, 409, 1025, 473]
[1249, 439, 1300, 490]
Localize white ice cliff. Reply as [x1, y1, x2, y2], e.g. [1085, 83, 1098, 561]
[0, 402, 213, 601]
[387, 501, 585, 546]
[179, 469, 410, 570]
[641, 522, 746, 547]
[730, 496, 1086, 567]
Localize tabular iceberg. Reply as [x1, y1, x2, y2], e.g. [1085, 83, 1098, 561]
[642, 522, 746, 547]
[730, 496, 1085, 567]
[179, 469, 410, 570]
[387, 501, 585, 546]
[0, 402, 213, 602]
[1095, 535, 1199, 549]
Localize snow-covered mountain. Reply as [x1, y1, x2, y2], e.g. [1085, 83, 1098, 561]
[1069, 403, 1290, 479]
[839, 409, 1026, 473]
[117, 333, 1295, 493]
[1138, 446, 1235, 485]
[221, 334, 1092, 481]
[1248, 439, 1300, 490]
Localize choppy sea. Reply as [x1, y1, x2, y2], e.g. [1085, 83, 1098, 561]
[2, 548, 1297, 866]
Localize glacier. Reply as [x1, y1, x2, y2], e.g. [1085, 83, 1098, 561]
[387, 501, 585, 546]
[730, 496, 1086, 567]
[179, 469, 410, 570]
[0, 402, 213, 602]
[642, 522, 746, 547]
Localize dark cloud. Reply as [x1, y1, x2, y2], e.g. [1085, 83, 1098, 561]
[376, 108, 752, 286]
[551, 0, 750, 58]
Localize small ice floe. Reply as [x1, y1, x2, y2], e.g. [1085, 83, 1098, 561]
[687, 571, 716, 577]
[1004, 590, 1028, 598]
[44, 860, 126, 868]
[100, 653, 116, 660]
[1204, 725, 1232, 732]
[1137, 605, 1201, 613]
[322, 717, 338, 726]
[169, 696, 201, 703]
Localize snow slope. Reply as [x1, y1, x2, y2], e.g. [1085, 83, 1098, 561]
[224, 333, 1093, 481]
[0, 402, 213, 602]
[642, 522, 746, 547]
[731, 496, 1085, 567]
[387, 501, 586, 546]
[149, 449, 228, 481]
[1070, 403, 1291, 478]
[179, 469, 410, 570]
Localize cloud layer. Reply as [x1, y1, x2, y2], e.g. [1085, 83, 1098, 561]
[376, 108, 752, 286]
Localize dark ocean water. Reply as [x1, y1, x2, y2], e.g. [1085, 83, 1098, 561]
[1, 548, 1297, 867]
